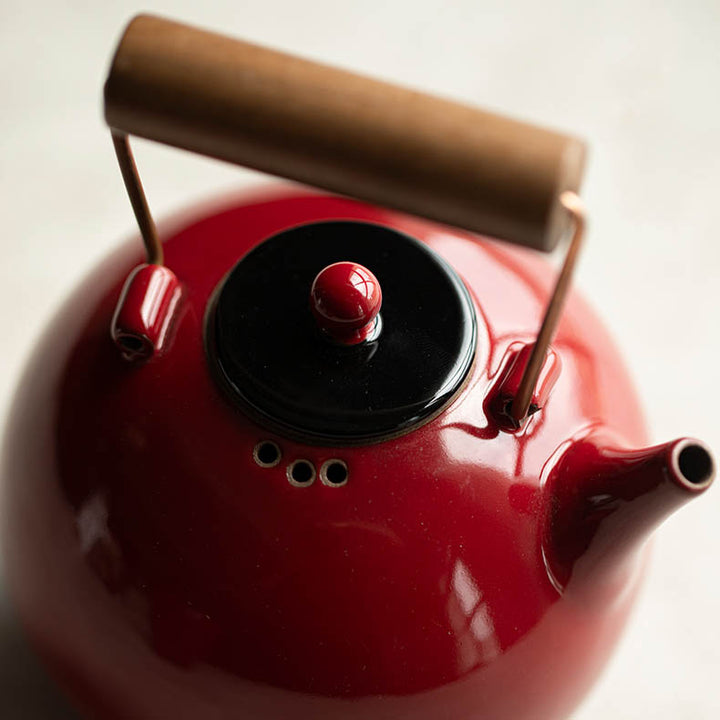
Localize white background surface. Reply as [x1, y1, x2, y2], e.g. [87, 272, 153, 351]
[1, 1, 719, 717]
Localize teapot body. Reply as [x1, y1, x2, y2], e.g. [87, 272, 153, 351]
[2, 188, 649, 719]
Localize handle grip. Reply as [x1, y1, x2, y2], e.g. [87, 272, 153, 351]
[105, 14, 586, 251]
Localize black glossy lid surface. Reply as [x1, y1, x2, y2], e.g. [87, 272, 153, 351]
[209, 221, 477, 444]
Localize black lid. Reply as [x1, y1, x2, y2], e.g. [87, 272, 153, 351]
[209, 221, 477, 445]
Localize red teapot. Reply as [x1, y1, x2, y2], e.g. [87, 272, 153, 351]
[1, 15, 714, 720]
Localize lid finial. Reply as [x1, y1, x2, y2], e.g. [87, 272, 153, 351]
[310, 262, 382, 345]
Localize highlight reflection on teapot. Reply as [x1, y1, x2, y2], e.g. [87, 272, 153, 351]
[1, 14, 714, 720]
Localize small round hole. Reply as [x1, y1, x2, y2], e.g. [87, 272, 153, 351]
[287, 460, 315, 487]
[116, 333, 152, 360]
[253, 441, 281, 468]
[119, 335, 145, 353]
[320, 460, 348, 487]
[678, 444, 714, 486]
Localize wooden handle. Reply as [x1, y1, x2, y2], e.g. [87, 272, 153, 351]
[105, 14, 586, 251]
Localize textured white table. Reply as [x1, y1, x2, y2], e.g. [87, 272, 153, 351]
[1, 1, 719, 717]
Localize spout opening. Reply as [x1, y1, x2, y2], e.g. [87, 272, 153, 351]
[671, 440, 715, 490]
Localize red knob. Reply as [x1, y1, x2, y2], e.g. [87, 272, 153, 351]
[310, 262, 382, 345]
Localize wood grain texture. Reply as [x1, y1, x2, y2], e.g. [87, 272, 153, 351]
[104, 14, 586, 251]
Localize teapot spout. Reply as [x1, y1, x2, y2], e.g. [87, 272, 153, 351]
[544, 435, 714, 592]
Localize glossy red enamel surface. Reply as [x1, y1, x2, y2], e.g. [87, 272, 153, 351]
[2, 188, 680, 719]
[310, 261, 382, 344]
[486, 342, 561, 430]
[110, 263, 183, 360]
[546, 434, 713, 592]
